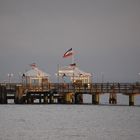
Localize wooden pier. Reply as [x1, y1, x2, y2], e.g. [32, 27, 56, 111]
[0, 83, 140, 106]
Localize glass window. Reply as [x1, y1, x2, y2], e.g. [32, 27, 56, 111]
[32, 79, 39, 86]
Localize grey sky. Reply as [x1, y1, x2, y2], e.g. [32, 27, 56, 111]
[0, 0, 140, 82]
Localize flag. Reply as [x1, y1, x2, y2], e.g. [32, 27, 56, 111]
[63, 48, 73, 58]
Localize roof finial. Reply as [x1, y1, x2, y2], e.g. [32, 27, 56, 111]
[30, 63, 37, 69]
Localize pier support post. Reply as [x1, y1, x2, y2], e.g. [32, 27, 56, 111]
[39, 93, 42, 104]
[109, 93, 117, 104]
[26, 93, 32, 104]
[74, 93, 78, 104]
[109, 85, 117, 104]
[75, 94, 83, 104]
[80, 94, 83, 104]
[0, 85, 7, 104]
[0, 86, 1, 103]
[44, 94, 48, 104]
[129, 94, 134, 106]
[49, 95, 54, 104]
[15, 85, 25, 104]
[92, 93, 100, 105]
[65, 93, 74, 104]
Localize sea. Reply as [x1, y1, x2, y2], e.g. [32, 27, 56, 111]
[0, 94, 140, 140]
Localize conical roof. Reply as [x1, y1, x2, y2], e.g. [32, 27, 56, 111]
[59, 65, 91, 77]
[24, 67, 50, 77]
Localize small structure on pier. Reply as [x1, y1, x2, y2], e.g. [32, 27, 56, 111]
[22, 64, 50, 89]
[58, 64, 92, 84]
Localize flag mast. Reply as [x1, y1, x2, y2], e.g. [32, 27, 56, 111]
[71, 49, 75, 83]
[71, 50, 74, 64]
[57, 64, 59, 84]
[63, 48, 75, 83]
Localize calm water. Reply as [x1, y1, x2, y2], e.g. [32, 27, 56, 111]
[0, 104, 140, 140]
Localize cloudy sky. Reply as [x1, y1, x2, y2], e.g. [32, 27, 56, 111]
[0, 0, 140, 82]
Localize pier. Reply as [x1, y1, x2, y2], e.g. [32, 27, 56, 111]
[0, 83, 140, 106]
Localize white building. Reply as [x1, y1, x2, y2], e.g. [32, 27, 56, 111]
[23, 66, 50, 88]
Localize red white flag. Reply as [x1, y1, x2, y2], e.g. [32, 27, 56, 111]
[63, 48, 73, 58]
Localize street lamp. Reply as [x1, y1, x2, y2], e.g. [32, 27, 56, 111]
[101, 72, 104, 83]
[91, 73, 94, 83]
[8, 73, 13, 88]
[138, 73, 140, 82]
[18, 72, 21, 83]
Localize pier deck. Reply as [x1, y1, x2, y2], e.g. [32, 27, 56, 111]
[0, 83, 140, 105]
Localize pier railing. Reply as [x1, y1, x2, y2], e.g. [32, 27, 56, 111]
[0, 82, 140, 94]
[40, 83, 140, 95]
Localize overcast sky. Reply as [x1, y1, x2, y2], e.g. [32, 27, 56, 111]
[0, 0, 140, 82]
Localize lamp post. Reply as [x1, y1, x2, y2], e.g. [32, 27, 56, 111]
[101, 72, 104, 83]
[8, 73, 13, 88]
[138, 73, 140, 82]
[18, 72, 22, 84]
[90, 73, 94, 83]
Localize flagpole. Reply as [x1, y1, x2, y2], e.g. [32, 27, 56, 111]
[71, 51, 75, 83]
[71, 52, 74, 64]
[57, 64, 59, 84]
[63, 48, 75, 83]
